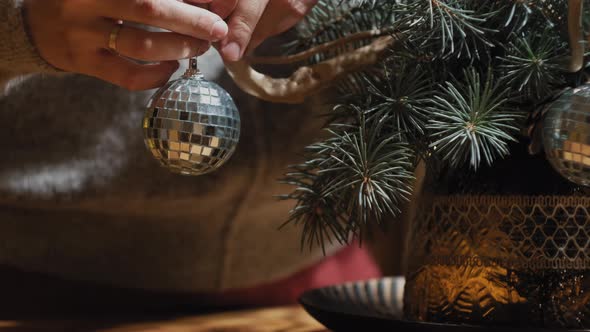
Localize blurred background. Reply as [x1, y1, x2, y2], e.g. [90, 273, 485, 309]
[0, 45, 407, 318]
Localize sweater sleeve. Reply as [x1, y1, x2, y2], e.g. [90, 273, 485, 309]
[0, 0, 59, 84]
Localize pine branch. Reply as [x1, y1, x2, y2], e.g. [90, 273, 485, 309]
[248, 29, 391, 65]
[427, 69, 522, 169]
[499, 28, 567, 102]
[395, 1, 499, 59]
[364, 61, 434, 139]
[280, 108, 415, 251]
[273, 0, 578, 250]
[279, 166, 349, 254]
[499, 0, 555, 32]
[287, 0, 397, 63]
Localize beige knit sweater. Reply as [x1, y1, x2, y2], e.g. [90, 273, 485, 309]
[0, 0, 340, 292]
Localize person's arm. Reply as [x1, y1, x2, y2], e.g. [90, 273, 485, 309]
[0, 0, 57, 85]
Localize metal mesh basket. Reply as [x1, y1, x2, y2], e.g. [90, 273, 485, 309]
[404, 195, 590, 328]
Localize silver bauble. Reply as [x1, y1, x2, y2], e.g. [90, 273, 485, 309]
[543, 84, 590, 186]
[143, 59, 240, 176]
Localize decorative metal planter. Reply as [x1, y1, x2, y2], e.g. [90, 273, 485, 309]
[404, 195, 590, 328]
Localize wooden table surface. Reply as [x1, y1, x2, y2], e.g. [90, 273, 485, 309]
[0, 265, 328, 332]
[0, 306, 328, 332]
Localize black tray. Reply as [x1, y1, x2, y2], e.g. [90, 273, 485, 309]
[299, 277, 588, 332]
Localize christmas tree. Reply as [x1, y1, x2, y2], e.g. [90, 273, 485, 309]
[228, 0, 590, 251]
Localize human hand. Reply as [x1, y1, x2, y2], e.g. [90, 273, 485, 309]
[201, 0, 318, 61]
[24, 0, 229, 90]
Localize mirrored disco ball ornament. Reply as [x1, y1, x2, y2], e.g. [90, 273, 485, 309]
[543, 84, 590, 186]
[143, 58, 240, 176]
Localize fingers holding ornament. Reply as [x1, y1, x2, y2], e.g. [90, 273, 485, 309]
[248, 0, 319, 52]
[98, 20, 211, 61]
[211, 0, 318, 60]
[91, 0, 229, 41]
[23, 0, 227, 90]
[219, 0, 270, 61]
[199, 0, 239, 19]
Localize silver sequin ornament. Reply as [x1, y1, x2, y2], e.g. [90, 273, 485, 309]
[143, 58, 240, 176]
[543, 84, 590, 186]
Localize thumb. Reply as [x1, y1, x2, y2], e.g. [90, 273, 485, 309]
[220, 0, 270, 61]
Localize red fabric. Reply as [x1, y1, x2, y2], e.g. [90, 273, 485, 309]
[209, 244, 382, 307]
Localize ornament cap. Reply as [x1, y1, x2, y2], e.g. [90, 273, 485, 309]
[183, 57, 204, 79]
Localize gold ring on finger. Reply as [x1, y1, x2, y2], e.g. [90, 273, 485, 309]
[108, 20, 124, 53]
